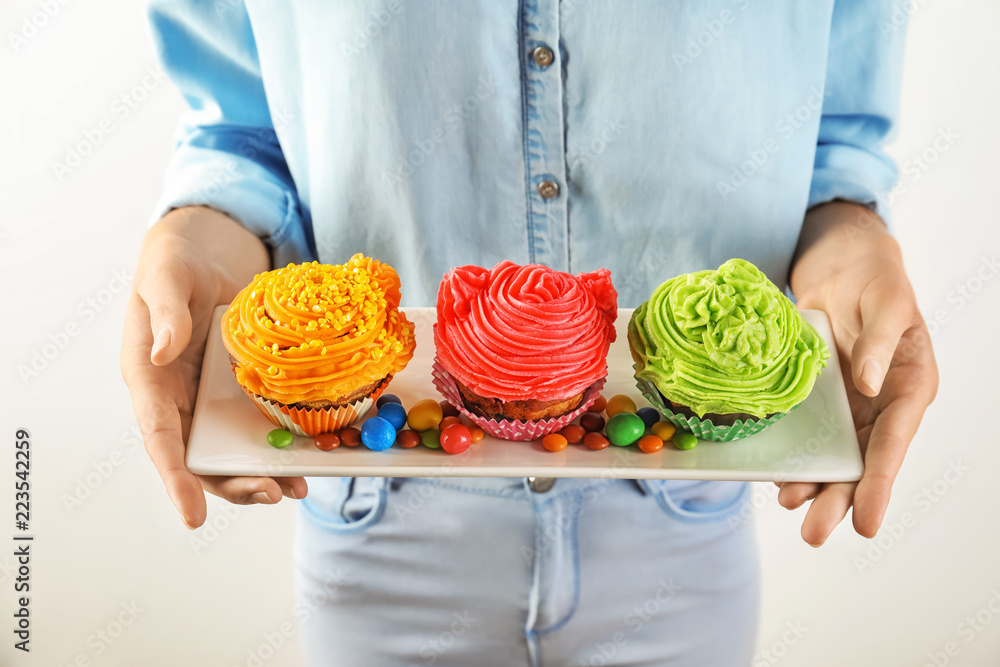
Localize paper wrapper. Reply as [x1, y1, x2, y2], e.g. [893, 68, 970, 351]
[238, 375, 389, 437]
[634, 377, 791, 442]
[431, 359, 606, 441]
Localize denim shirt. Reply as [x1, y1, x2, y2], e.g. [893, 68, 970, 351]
[149, 0, 903, 307]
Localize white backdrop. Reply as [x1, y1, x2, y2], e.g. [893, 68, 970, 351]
[1, 1, 998, 665]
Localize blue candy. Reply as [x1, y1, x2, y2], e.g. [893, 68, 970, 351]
[361, 417, 396, 451]
[376, 393, 402, 409]
[377, 402, 408, 431]
[636, 407, 661, 428]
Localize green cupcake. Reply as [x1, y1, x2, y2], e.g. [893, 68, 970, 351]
[628, 258, 829, 441]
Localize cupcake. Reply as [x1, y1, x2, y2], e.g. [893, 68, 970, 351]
[628, 258, 829, 441]
[221, 254, 416, 436]
[432, 261, 617, 440]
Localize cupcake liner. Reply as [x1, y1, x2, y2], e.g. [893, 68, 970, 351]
[634, 377, 791, 442]
[431, 359, 606, 441]
[240, 376, 389, 437]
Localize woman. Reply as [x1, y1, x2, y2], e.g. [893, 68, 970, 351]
[121, 2, 938, 664]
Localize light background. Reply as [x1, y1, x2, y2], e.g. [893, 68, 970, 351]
[1, 1, 998, 665]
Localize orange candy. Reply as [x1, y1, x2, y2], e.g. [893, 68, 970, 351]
[584, 432, 610, 450]
[340, 427, 362, 447]
[440, 416, 462, 429]
[542, 433, 569, 452]
[560, 424, 586, 444]
[589, 395, 607, 413]
[637, 435, 664, 453]
[469, 426, 485, 443]
[396, 430, 421, 448]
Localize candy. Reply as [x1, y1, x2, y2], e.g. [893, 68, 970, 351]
[606, 413, 645, 447]
[636, 407, 661, 428]
[421, 429, 442, 449]
[408, 399, 444, 431]
[376, 394, 402, 409]
[340, 427, 363, 447]
[396, 430, 421, 448]
[560, 424, 586, 444]
[361, 417, 396, 451]
[440, 424, 472, 455]
[651, 421, 677, 441]
[377, 403, 408, 431]
[440, 416, 462, 430]
[267, 428, 293, 449]
[580, 412, 606, 432]
[605, 394, 637, 417]
[589, 395, 607, 413]
[440, 401, 461, 418]
[637, 435, 664, 453]
[542, 433, 568, 452]
[469, 426, 485, 443]
[674, 432, 698, 450]
[314, 433, 340, 451]
[584, 432, 610, 450]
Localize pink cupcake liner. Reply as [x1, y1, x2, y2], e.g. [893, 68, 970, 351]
[431, 359, 606, 441]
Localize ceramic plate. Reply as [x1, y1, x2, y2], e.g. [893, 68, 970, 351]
[186, 307, 862, 482]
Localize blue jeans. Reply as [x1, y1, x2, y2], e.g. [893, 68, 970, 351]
[294, 477, 758, 666]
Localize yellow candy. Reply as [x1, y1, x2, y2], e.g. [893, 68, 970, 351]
[605, 394, 637, 418]
[651, 421, 677, 441]
[407, 399, 444, 432]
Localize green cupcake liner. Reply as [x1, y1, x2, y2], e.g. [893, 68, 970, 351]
[634, 377, 792, 442]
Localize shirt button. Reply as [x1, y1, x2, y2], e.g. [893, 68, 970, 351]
[537, 180, 560, 199]
[527, 477, 556, 493]
[532, 45, 555, 67]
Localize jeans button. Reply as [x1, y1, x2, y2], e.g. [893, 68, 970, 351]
[527, 477, 556, 493]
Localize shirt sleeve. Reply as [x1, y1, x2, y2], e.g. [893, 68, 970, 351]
[147, 0, 314, 261]
[809, 0, 907, 223]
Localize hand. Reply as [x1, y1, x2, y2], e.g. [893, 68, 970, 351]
[120, 207, 308, 529]
[777, 202, 938, 546]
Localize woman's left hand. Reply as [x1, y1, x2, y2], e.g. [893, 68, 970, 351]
[778, 201, 939, 547]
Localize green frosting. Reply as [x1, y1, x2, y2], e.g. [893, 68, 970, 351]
[628, 258, 829, 418]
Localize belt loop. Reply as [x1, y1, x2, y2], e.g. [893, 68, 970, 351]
[633, 479, 652, 496]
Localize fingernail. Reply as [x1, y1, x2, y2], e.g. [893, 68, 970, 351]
[861, 358, 884, 394]
[251, 491, 274, 504]
[151, 327, 172, 359]
[285, 487, 299, 500]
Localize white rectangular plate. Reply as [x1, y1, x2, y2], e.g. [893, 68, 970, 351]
[187, 306, 862, 482]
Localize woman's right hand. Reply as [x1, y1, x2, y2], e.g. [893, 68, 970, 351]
[120, 206, 308, 529]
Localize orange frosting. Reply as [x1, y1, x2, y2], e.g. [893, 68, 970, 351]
[220, 255, 415, 404]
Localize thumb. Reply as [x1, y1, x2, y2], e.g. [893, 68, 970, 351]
[851, 284, 916, 397]
[138, 261, 194, 366]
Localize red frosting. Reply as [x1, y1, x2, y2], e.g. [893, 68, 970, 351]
[434, 262, 618, 402]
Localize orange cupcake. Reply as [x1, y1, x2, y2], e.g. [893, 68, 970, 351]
[220, 254, 415, 436]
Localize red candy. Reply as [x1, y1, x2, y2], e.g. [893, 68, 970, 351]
[440, 424, 472, 455]
[584, 432, 610, 450]
[396, 430, 421, 449]
[340, 427, 363, 447]
[314, 433, 340, 451]
[580, 412, 606, 432]
[560, 424, 586, 444]
[590, 395, 607, 413]
[440, 416, 462, 430]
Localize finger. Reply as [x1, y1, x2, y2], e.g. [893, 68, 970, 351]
[122, 295, 207, 528]
[275, 477, 309, 500]
[200, 476, 286, 505]
[853, 393, 934, 538]
[800, 482, 856, 547]
[852, 283, 916, 397]
[136, 258, 194, 366]
[777, 482, 821, 510]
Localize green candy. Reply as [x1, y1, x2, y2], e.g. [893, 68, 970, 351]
[606, 413, 645, 447]
[267, 428, 294, 449]
[674, 432, 698, 450]
[421, 429, 442, 449]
